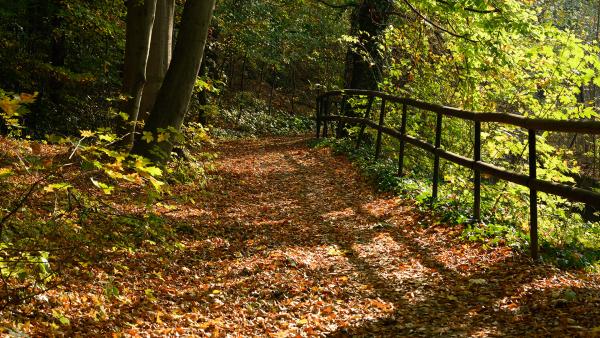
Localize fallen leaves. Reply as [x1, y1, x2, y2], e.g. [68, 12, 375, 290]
[1, 136, 599, 337]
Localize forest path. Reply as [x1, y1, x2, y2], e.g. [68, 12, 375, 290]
[40, 136, 600, 336]
[154, 135, 598, 336]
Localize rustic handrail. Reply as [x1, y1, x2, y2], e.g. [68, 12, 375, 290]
[315, 89, 600, 260]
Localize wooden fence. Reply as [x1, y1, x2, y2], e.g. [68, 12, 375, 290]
[315, 89, 600, 259]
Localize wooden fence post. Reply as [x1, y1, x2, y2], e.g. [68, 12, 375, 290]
[398, 103, 408, 176]
[323, 97, 329, 138]
[432, 112, 443, 204]
[337, 96, 347, 138]
[529, 129, 539, 260]
[375, 99, 387, 159]
[316, 98, 321, 138]
[356, 96, 375, 149]
[474, 121, 481, 222]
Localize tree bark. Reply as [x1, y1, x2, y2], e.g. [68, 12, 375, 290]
[290, 64, 296, 114]
[268, 66, 276, 114]
[344, 0, 393, 90]
[240, 54, 247, 91]
[340, 0, 392, 137]
[120, 0, 157, 147]
[132, 0, 216, 163]
[139, 0, 175, 124]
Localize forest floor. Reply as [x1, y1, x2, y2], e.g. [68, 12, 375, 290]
[3, 135, 600, 337]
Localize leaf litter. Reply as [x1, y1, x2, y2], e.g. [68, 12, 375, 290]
[1, 135, 599, 337]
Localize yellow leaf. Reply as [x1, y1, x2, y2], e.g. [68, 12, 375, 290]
[80, 130, 95, 138]
[0, 98, 17, 115]
[142, 131, 154, 143]
[19, 92, 37, 104]
[327, 246, 345, 256]
[148, 176, 164, 190]
[198, 321, 212, 329]
[0, 167, 13, 178]
[157, 132, 170, 143]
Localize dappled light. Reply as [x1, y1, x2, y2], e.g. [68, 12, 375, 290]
[2, 0, 600, 335]
[1, 133, 599, 335]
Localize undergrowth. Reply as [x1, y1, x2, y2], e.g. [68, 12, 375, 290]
[0, 91, 217, 312]
[209, 93, 312, 138]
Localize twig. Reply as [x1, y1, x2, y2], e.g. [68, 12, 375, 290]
[402, 0, 478, 43]
[0, 173, 50, 237]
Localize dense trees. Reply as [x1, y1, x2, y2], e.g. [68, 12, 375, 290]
[0, 0, 599, 228]
[0, 0, 125, 135]
[1, 0, 599, 182]
[2, 0, 600, 330]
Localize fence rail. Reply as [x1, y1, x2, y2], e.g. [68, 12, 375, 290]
[315, 89, 600, 259]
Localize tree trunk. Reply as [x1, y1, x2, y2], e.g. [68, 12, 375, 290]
[268, 66, 275, 114]
[132, 0, 216, 163]
[228, 54, 236, 88]
[240, 54, 248, 91]
[120, 0, 157, 147]
[290, 64, 296, 114]
[340, 0, 392, 137]
[139, 0, 175, 124]
[344, 0, 392, 90]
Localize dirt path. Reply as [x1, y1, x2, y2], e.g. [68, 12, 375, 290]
[8, 136, 600, 336]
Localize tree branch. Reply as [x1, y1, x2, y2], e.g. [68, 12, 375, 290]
[402, 0, 478, 43]
[386, 10, 410, 20]
[314, 0, 357, 9]
[0, 174, 48, 237]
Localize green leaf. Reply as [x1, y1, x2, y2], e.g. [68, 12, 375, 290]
[142, 166, 162, 177]
[90, 177, 114, 195]
[43, 182, 72, 192]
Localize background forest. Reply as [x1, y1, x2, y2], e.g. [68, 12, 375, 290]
[1, 0, 600, 332]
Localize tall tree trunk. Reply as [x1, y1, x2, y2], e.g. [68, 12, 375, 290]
[132, 0, 216, 163]
[340, 0, 392, 137]
[139, 0, 175, 124]
[290, 64, 296, 114]
[240, 54, 247, 91]
[268, 66, 275, 114]
[229, 60, 236, 88]
[344, 0, 392, 90]
[120, 0, 157, 147]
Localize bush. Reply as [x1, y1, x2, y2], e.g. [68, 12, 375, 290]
[210, 93, 313, 138]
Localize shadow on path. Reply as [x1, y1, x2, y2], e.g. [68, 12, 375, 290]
[43, 136, 600, 336]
